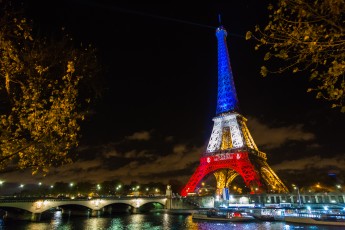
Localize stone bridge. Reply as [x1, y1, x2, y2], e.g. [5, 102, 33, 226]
[0, 196, 168, 214]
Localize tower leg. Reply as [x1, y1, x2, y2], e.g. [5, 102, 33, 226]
[214, 169, 238, 196]
[181, 164, 207, 196]
[214, 170, 227, 196]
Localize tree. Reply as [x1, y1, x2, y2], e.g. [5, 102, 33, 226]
[76, 182, 94, 195]
[0, 2, 100, 174]
[53, 182, 70, 195]
[246, 0, 345, 112]
[101, 180, 122, 195]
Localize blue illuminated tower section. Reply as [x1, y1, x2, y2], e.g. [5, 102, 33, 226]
[216, 26, 239, 115]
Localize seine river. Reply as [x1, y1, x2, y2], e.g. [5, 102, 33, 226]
[0, 212, 343, 230]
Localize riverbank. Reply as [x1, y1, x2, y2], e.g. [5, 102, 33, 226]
[150, 209, 203, 214]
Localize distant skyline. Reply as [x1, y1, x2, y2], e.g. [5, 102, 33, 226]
[1, 1, 344, 193]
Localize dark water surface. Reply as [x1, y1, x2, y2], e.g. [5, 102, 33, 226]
[0, 212, 344, 230]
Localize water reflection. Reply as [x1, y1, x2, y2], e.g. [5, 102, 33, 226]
[50, 210, 63, 229]
[109, 218, 124, 229]
[0, 212, 342, 230]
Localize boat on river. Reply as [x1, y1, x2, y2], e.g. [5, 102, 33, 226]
[251, 208, 285, 221]
[192, 209, 255, 222]
[284, 213, 345, 227]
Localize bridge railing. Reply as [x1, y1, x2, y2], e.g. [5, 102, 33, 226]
[0, 195, 168, 203]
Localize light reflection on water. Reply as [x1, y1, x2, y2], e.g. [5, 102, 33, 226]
[1, 212, 344, 230]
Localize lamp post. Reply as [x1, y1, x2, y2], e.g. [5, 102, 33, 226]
[336, 184, 342, 192]
[293, 184, 301, 207]
[69, 182, 74, 197]
[38, 182, 42, 197]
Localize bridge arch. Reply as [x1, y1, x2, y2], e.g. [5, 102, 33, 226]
[185, 165, 252, 196]
[0, 197, 168, 214]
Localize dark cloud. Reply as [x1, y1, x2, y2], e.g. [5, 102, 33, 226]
[247, 117, 316, 149]
[1, 116, 338, 186]
[273, 155, 345, 171]
[125, 131, 151, 141]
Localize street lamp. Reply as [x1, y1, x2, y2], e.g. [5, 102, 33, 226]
[293, 184, 301, 207]
[115, 185, 122, 196]
[336, 185, 342, 191]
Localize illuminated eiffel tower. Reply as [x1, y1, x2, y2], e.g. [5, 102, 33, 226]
[180, 25, 288, 196]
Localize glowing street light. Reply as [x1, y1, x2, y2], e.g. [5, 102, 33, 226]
[19, 184, 24, 188]
[293, 184, 302, 207]
[116, 184, 122, 191]
[70, 182, 74, 187]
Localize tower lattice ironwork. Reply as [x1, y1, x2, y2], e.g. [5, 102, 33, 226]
[180, 26, 288, 197]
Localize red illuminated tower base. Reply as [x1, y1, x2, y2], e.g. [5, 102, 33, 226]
[181, 152, 262, 196]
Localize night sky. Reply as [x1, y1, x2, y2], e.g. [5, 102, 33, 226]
[2, 1, 345, 192]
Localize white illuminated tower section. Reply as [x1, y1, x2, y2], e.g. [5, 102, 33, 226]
[206, 26, 255, 153]
[181, 25, 288, 197]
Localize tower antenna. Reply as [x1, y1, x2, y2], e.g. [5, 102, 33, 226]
[218, 14, 222, 26]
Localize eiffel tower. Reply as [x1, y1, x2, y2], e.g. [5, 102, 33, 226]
[180, 25, 288, 197]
